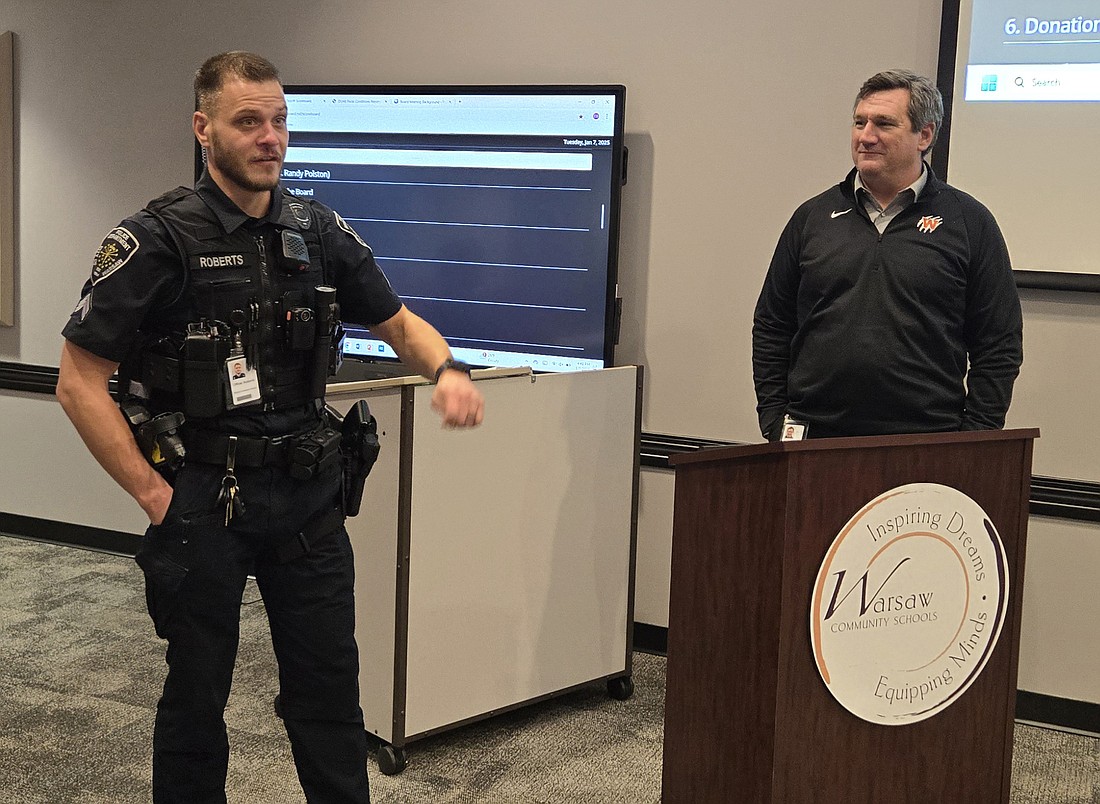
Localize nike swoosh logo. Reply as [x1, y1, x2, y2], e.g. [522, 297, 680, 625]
[830, 209, 852, 218]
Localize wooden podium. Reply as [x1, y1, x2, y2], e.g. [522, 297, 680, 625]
[661, 429, 1038, 803]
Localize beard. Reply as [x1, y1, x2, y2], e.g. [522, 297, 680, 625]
[207, 130, 283, 193]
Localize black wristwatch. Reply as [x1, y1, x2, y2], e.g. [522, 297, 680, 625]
[433, 357, 472, 383]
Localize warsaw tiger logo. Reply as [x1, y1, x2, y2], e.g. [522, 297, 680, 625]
[917, 215, 944, 233]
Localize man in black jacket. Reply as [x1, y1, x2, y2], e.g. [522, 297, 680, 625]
[752, 68, 1022, 440]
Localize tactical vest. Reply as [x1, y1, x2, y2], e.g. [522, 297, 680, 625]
[129, 187, 341, 421]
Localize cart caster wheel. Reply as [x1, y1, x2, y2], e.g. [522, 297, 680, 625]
[377, 744, 407, 775]
[273, 694, 284, 719]
[607, 675, 634, 700]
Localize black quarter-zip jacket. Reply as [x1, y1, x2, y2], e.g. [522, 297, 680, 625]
[752, 167, 1023, 440]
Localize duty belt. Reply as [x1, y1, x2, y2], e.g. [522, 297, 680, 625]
[184, 430, 297, 468]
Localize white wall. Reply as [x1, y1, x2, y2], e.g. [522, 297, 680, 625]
[0, 391, 146, 533]
[1007, 289, 1100, 482]
[1, 0, 1096, 705]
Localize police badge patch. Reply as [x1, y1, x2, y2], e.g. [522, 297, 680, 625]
[288, 200, 312, 229]
[91, 227, 140, 284]
[334, 211, 371, 250]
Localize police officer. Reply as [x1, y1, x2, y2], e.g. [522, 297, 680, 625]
[57, 52, 484, 804]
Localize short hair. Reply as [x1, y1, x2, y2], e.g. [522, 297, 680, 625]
[855, 69, 944, 153]
[194, 51, 281, 115]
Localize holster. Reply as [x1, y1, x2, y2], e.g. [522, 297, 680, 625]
[328, 400, 380, 517]
[118, 397, 186, 480]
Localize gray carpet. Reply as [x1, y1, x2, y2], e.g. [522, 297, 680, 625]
[0, 535, 1096, 803]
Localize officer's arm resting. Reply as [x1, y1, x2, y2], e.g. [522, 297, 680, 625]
[57, 340, 173, 523]
[368, 305, 484, 428]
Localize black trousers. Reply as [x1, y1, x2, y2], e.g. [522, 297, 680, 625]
[135, 458, 370, 804]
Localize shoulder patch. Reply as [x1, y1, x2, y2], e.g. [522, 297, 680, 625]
[91, 227, 140, 284]
[334, 211, 371, 251]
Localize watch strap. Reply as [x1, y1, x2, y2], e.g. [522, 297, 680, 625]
[433, 357, 472, 382]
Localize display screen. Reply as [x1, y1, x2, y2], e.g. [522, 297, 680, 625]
[938, 0, 1100, 279]
[279, 85, 627, 372]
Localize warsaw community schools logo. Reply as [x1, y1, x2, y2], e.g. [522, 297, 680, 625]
[810, 483, 1009, 725]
